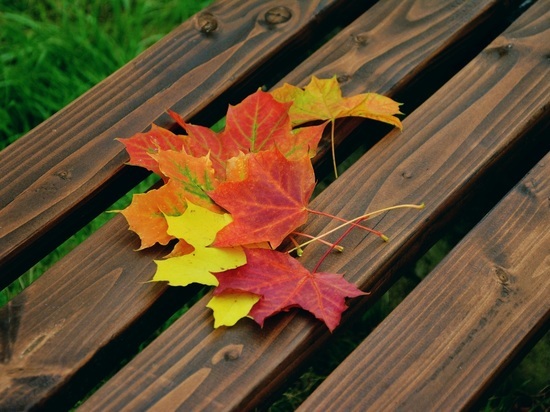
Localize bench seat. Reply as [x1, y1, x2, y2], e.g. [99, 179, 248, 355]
[0, 0, 547, 410]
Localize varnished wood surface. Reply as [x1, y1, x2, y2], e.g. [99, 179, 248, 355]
[0, 1, 548, 409]
[77, 2, 549, 410]
[298, 151, 550, 411]
[0, 0, 370, 286]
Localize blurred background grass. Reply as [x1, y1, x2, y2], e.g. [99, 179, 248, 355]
[0, 1, 547, 410]
[0, 0, 212, 149]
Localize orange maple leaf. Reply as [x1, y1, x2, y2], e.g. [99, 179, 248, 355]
[118, 180, 186, 249]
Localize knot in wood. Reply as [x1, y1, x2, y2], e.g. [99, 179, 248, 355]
[196, 12, 218, 34]
[265, 6, 292, 25]
[493, 266, 510, 285]
[496, 43, 513, 57]
[336, 74, 350, 83]
[352, 34, 368, 46]
[54, 169, 72, 180]
[211, 343, 244, 365]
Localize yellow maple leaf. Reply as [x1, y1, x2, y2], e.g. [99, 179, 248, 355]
[271, 76, 402, 178]
[206, 292, 260, 328]
[152, 202, 246, 287]
[271, 75, 403, 128]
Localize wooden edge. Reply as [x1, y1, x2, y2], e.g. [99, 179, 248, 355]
[77, 3, 550, 410]
[298, 150, 550, 411]
[0, 0, 369, 284]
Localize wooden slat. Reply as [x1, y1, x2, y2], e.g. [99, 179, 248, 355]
[298, 151, 550, 411]
[0, 0, 370, 286]
[77, 2, 549, 410]
[0, 1, 517, 410]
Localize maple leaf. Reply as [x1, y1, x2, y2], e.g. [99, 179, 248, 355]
[118, 180, 187, 249]
[168, 110, 229, 179]
[154, 149, 220, 212]
[117, 124, 186, 180]
[270, 75, 403, 129]
[168, 90, 322, 170]
[221, 89, 292, 154]
[206, 291, 260, 328]
[209, 150, 315, 249]
[214, 248, 366, 332]
[153, 202, 246, 287]
[277, 122, 326, 160]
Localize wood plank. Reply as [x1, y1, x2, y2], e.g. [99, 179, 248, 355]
[277, 0, 512, 171]
[0, 1, 518, 410]
[78, 2, 550, 410]
[0, 0, 370, 285]
[298, 151, 550, 411]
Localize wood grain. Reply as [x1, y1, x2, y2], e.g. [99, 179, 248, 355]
[298, 152, 550, 411]
[76, 2, 549, 410]
[0, 0, 370, 285]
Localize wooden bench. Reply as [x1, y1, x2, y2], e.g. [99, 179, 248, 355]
[0, 0, 548, 410]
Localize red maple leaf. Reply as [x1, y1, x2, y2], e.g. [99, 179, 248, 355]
[221, 89, 292, 154]
[209, 149, 315, 249]
[168, 90, 322, 176]
[214, 248, 365, 331]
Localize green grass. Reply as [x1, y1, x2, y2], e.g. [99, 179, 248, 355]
[1, 1, 547, 410]
[0, 0, 213, 149]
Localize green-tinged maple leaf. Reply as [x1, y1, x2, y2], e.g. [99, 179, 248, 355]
[206, 291, 260, 328]
[117, 124, 186, 180]
[154, 149, 220, 212]
[152, 202, 246, 287]
[119, 180, 187, 249]
[270, 75, 403, 129]
[214, 248, 366, 332]
[209, 150, 315, 249]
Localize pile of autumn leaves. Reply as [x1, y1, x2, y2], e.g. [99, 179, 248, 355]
[118, 77, 402, 331]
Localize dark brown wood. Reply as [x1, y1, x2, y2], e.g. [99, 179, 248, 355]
[298, 152, 550, 411]
[0, 0, 549, 410]
[0, 1, 519, 410]
[0, 0, 370, 286]
[76, 2, 549, 410]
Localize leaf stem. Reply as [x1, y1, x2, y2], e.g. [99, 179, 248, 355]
[307, 208, 386, 239]
[289, 236, 304, 256]
[292, 231, 344, 252]
[287, 203, 424, 254]
[331, 119, 338, 179]
[313, 217, 365, 272]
